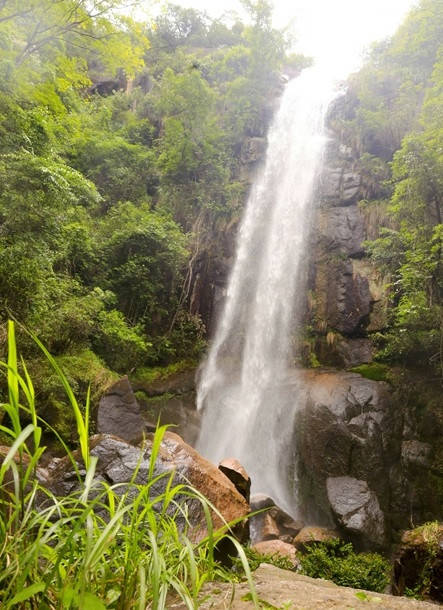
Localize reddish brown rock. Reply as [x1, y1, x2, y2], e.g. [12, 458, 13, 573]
[218, 458, 251, 502]
[161, 432, 250, 541]
[293, 526, 339, 551]
[249, 494, 303, 544]
[252, 540, 298, 567]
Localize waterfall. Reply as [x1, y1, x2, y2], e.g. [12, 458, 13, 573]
[196, 66, 339, 515]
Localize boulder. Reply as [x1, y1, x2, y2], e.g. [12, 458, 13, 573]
[96, 376, 152, 444]
[252, 540, 298, 568]
[43, 432, 250, 543]
[249, 494, 303, 544]
[200, 563, 438, 609]
[219, 458, 251, 502]
[293, 526, 339, 550]
[132, 369, 201, 446]
[326, 476, 385, 547]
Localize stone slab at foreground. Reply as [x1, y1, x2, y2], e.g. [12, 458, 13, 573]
[170, 563, 439, 609]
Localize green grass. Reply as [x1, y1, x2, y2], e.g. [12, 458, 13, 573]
[350, 363, 390, 382]
[133, 360, 196, 385]
[0, 321, 259, 609]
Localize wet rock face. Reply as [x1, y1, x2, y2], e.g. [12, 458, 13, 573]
[320, 166, 362, 207]
[294, 369, 397, 548]
[310, 133, 389, 365]
[314, 259, 372, 335]
[317, 206, 365, 257]
[43, 432, 249, 544]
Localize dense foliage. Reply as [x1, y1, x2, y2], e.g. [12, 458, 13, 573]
[0, 0, 297, 433]
[332, 0, 443, 374]
[299, 538, 391, 593]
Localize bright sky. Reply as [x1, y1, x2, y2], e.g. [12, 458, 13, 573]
[136, 0, 418, 76]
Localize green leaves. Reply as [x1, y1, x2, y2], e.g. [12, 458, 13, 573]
[299, 539, 390, 593]
[7, 582, 45, 607]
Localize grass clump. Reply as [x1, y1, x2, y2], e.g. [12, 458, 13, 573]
[298, 538, 390, 593]
[133, 359, 197, 385]
[0, 321, 258, 609]
[350, 363, 389, 382]
[402, 521, 442, 600]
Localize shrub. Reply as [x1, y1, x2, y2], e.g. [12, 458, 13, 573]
[299, 538, 390, 593]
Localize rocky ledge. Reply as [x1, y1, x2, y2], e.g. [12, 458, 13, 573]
[172, 563, 439, 609]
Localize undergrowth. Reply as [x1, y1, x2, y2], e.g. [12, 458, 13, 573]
[0, 321, 258, 609]
[298, 538, 390, 593]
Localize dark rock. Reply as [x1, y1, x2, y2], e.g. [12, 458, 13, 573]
[96, 376, 152, 444]
[295, 370, 397, 548]
[317, 206, 365, 257]
[314, 259, 372, 335]
[336, 338, 373, 367]
[401, 441, 432, 467]
[320, 167, 361, 207]
[138, 393, 200, 446]
[240, 137, 267, 164]
[132, 369, 201, 445]
[250, 493, 276, 511]
[44, 432, 250, 544]
[88, 79, 124, 96]
[315, 337, 373, 368]
[219, 458, 251, 502]
[293, 526, 339, 550]
[326, 476, 386, 547]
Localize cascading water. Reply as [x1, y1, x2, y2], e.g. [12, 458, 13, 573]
[196, 65, 340, 515]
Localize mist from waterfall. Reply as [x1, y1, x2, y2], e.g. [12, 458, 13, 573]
[196, 65, 340, 514]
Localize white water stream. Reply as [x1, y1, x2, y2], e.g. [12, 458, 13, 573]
[196, 66, 340, 514]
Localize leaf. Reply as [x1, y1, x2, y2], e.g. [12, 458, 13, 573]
[355, 591, 369, 601]
[105, 588, 121, 605]
[80, 592, 107, 610]
[8, 582, 45, 606]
